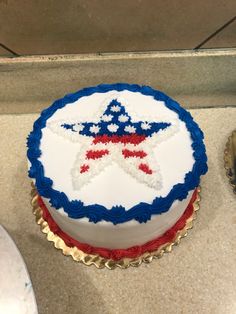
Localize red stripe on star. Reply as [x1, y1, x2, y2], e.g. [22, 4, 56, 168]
[93, 134, 146, 145]
[122, 149, 147, 159]
[80, 164, 89, 173]
[138, 163, 153, 174]
[86, 149, 109, 160]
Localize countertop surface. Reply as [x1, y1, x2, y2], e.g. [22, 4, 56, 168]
[0, 107, 236, 314]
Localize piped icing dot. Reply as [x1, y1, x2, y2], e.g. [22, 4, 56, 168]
[80, 164, 89, 173]
[110, 105, 121, 112]
[107, 124, 119, 132]
[102, 114, 113, 122]
[89, 125, 100, 134]
[141, 122, 151, 130]
[125, 125, 136, 133]
[118, 114, 129, 122]
[73, 124, 84, 132]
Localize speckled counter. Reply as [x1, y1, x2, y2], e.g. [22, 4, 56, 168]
[0, 107, 236, 314]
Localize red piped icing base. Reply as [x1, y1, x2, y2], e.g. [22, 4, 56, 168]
[37, 189, 198, 261]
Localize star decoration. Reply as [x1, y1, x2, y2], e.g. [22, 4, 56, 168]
[49, 99, 178, 191]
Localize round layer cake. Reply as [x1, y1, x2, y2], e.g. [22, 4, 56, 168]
[27, 83, 207, 259]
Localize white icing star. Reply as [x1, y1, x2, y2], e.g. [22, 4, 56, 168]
[73, 124, 84, 132]
[118, 114, 129, 122]
[89, 125, 100, 134]
[141, 122, 151, 130]
[111, 105, 120, 112]
[102, 114, 113, 122]
[107, 124, 119, 132]
[125, 125, 136, 133]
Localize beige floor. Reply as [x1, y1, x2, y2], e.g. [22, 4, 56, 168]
[0, 107, 236, 314]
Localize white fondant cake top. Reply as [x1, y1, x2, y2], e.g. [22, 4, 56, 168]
[38, 90, 194, 209]
[27, 84, 208, 224]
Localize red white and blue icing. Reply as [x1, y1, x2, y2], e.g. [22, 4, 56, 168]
[60, 99, 171, 137]
[47, 98, 178, 190]
[27, 83, 208, 224]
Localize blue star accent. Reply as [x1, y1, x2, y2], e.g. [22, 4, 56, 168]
[61, 99, 171, 137]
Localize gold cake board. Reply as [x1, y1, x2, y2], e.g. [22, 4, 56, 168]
[224, 129, 236, 194]
[31, 185, 201, 270]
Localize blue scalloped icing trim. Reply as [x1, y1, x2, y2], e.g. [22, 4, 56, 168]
[27, 83, 207, 224]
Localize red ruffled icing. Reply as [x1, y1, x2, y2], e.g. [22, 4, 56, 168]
[37, 189, 197, 261]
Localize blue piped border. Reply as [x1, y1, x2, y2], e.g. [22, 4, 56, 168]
[27, 83, 207, 224]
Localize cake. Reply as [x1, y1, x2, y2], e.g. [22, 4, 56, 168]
[27, 83, 207, 262]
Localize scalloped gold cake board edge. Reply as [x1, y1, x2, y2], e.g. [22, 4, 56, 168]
[224, 129, 236, 194]
[31, 185, 201, 270]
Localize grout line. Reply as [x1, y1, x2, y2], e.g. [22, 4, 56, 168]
[190, 104, 236, 110]
[197, 46, 236, 50]
[194, 16, 236, 50]
[0, 43, 20, 57]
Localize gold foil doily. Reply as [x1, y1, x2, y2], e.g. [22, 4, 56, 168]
[31, 186, 201, 269]
[224, 129, 236, 194]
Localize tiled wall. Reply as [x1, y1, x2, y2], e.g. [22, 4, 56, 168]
[0, 1, 235, 56]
